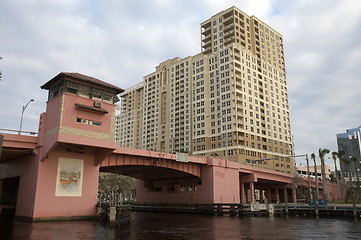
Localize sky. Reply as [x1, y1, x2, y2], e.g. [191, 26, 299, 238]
[1, 0, 361, 169]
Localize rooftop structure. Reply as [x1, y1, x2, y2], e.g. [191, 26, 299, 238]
[41, 72, 124, 103]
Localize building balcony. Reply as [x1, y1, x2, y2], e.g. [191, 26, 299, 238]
[202, 40, 211, 48]
[237, 124, 244, 130]
[202, 27, 211, 35]
[223, 29, 234, 38]
[223, 15, 234, 25]
[203, 47, 212, 54]
[202, 21, 211, 29]
[224, 36, 235, 45]
[223, 23, 234, 31]
[236, 108, 243, 114]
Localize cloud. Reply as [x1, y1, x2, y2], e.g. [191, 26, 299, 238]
[1, 0, 361, 170]
[277, 0, 361, 167]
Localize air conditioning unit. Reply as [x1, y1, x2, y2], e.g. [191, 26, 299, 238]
[94, 102, 102, 108]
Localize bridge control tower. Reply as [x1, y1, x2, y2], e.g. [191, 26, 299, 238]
[27, 72, 124, 220]
[0, 72, 123, 221]
[39, 72, 123, 163]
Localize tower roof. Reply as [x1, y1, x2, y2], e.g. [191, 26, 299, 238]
[41, 72, 124, 94]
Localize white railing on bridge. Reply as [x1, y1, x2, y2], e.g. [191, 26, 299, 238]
[0, 128, 38, 136]
[98, 190, 123, 206]
[116, 144, 286, 172]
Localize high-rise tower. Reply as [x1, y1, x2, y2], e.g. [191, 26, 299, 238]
[116, 6, 294, 173]
[337, 127, 361, 182]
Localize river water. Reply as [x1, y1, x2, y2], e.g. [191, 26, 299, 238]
[1, 212, 360, 240]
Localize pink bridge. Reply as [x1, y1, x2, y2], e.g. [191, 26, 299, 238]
[100, 147, 339, 204]
[0, 72, 342, 221]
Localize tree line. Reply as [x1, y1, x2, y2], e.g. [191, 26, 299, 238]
[310, 149, 360, 203]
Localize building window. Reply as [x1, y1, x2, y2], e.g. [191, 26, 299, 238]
[76, 118, 102, 127]
[76, 118, 88, 124]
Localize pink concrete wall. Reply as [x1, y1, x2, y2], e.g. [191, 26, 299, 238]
[58, 134, 117, 150]
[1, 133, 37, 149]
[57, 93, 117, 150]
[61, 93, 115, 134]
[326, 182, 345, 201]
[41, 94, 63, 161]
[211, 165, 240, 203]
[0, 154, 39, 219]
[136, 160, 240, 204]
[15, 155, 39, 218]
[41, 93, 117, 161]
[44, 94, 63, 131]
[32, 146, 99, 219]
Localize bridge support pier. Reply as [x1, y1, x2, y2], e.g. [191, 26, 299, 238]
[240, 182, 245, 204]
[275, 188, 280, 203]
[250, 182, 255, 202]
[292, 188, 297, 203]
[266, 188, 271, 203]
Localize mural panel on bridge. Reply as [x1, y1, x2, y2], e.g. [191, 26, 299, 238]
[55, 158, 84, 197]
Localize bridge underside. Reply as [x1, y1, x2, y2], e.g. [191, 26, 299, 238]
[100, 165, 201, 190]
[1, 147, 34, 163]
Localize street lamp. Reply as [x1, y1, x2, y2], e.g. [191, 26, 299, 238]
[19, 99, 34, 135]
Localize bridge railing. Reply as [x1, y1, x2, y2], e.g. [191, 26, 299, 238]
[116, 144, 280, 171]
[0, 128, 38, 136]
[98, 190, 123, 206]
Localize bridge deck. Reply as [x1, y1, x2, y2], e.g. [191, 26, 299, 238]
[1, 133, 37, 162]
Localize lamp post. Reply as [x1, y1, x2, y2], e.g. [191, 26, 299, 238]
[19, 99, 34, 135]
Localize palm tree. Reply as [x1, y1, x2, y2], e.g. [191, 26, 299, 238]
[318, 148, 330, 200]
[342, 157, 352, 203]
[350, 156, 360, 199]
[311, 153, 319, 215]
[332, 151, 341, 200]
[306, 154, 313, 200]
[336, 150, 347, 199]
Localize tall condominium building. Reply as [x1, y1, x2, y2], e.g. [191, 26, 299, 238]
[336, 127, 361, 181]
[116, 6, 294, 173]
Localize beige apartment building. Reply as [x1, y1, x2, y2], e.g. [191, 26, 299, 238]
[115, 6, 294, 173]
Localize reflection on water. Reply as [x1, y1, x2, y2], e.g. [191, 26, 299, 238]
[1, 212, 360, 240]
